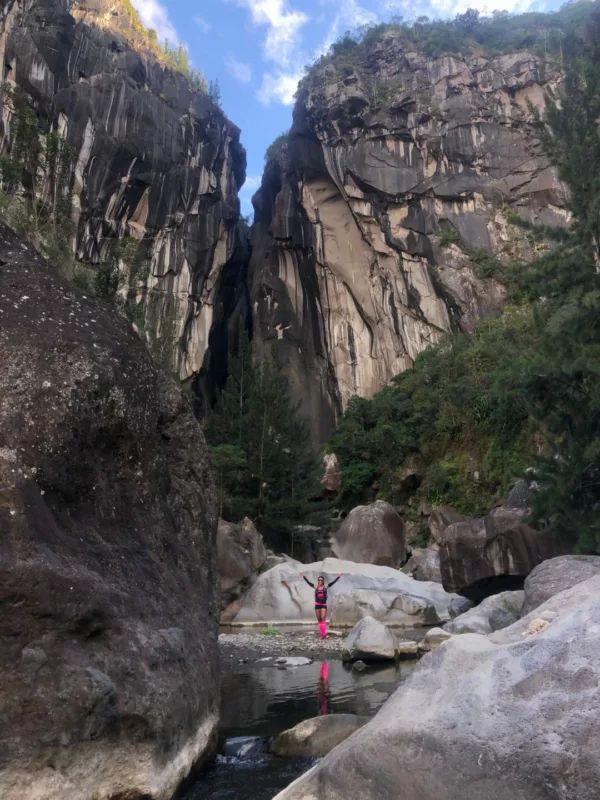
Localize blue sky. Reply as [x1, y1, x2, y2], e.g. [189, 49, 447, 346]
[132, 0, 561, 215]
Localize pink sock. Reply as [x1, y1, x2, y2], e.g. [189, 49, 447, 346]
[323, 621, 327, 637]
[318, 622, 325, 637]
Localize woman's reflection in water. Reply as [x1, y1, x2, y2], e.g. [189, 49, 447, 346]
[317, 661, 331, 716]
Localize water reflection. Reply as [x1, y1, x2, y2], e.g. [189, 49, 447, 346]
[317, 662, 330, 716]
[184, 659, 418, 800]
[220, 658, 415, 738]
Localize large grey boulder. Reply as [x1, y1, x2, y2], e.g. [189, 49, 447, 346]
[217, 518, 267, 610]
[270, 715, 369, 758]
[402, 548, 442, 583]
[440, 504, 570, 600]
[274, 574, 600, 800]
[330, 501, 406, 567]
[0, 224, 219, 800]
[231, 558, 459, 626]
[427, 506, 471, 548]
[446, 591, 524, 635]
[522, 554, 600, 615]
[342, 617, 397, 662]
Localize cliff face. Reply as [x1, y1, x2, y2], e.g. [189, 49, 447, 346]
[0, 0, 247, 389]
[0, 222, 219, 799]
[250, 35, 567, 442]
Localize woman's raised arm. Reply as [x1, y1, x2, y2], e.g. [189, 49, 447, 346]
[300, 572, 315, 588]
[326, 572, 343, 588]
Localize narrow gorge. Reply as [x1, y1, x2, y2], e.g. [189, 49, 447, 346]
[1, 0, 600, 799]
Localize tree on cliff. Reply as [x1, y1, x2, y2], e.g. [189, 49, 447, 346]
[205, 334, 321, 550]
[508, 10, 600, 551]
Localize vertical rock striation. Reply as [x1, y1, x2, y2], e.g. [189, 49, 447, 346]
[249, 36, 567, 442]
[0, 0, 247, 390]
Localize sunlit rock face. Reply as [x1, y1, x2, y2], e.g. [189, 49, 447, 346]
[0, 0, 247, 389]
[249, 35, 567, 442]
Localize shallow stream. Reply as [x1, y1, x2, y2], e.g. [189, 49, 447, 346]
[181, 654, 418, 800]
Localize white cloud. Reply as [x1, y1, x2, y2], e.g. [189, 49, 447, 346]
[241, 175, 262, 191]
[225, 55, 253, 84]
[258, 70, 302, 105]
[193, 15, 211, 33]
[235, 0, 310, 67]
[131, 0, 178, 44]
[316, 0, 378, 59]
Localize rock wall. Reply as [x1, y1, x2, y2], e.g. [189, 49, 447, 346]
[0, 0, 247, 393]
[0, 221, 219, 799]
[249, 35, 567, 442]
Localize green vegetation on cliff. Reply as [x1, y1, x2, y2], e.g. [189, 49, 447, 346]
[328, 8, 600, 553]
[309, 0, 599, 74]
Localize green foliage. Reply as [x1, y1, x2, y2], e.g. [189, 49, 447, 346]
[265, 131, 290, 163]
[0, 84, 75, 271]
[304, 1, 600, 89]
[205, 333, 322, 550]
[119, 1, 208, 92]
[439, 228, 460, 248]
[260, 622, 281, 636]
[329, 308, 537, 517]
[162, 41, 207, 91]
[208, 79, 222, 107]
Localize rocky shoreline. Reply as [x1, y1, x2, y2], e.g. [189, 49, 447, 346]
[218, 626, 426, 668]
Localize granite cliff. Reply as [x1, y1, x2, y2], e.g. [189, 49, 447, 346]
[249, 37, 567, 441]
[0, 0, 248, 395]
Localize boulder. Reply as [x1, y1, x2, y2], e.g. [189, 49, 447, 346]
[418, 627, 453, 651]
[217, 518, 267, 610]
[0, 224, 219, 800]
[396, 640, 420, 658]
[402, 548, 442, 583]
[448, 596, 474, 619]
[522, 554, 600, 615]
[446, 591, 524, 635]
[342, 617, 397, 662]
[231, 558, 459, 626]
[440, 505, 571, 601]
[274, 575, 600, 800]
[270, 715, 369, 758]
[427, 506, 470, 548]
[262, 552, 302, 572]
[330, 501, 406, 567]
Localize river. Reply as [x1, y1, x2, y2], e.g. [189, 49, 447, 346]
[180, 652, 418, 800]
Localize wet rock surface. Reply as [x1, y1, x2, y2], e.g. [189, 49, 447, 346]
[270, 714, 369, 758]
[248, 40, 566, 442]
[0, 223, 219, 800]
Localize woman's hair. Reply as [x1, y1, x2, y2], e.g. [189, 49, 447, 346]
[318, 575, 325, 582]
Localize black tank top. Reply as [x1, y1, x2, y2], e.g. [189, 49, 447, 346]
[315, 586, 327, 605]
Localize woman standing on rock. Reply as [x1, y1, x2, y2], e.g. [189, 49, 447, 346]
[301, 572, 343, 639]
